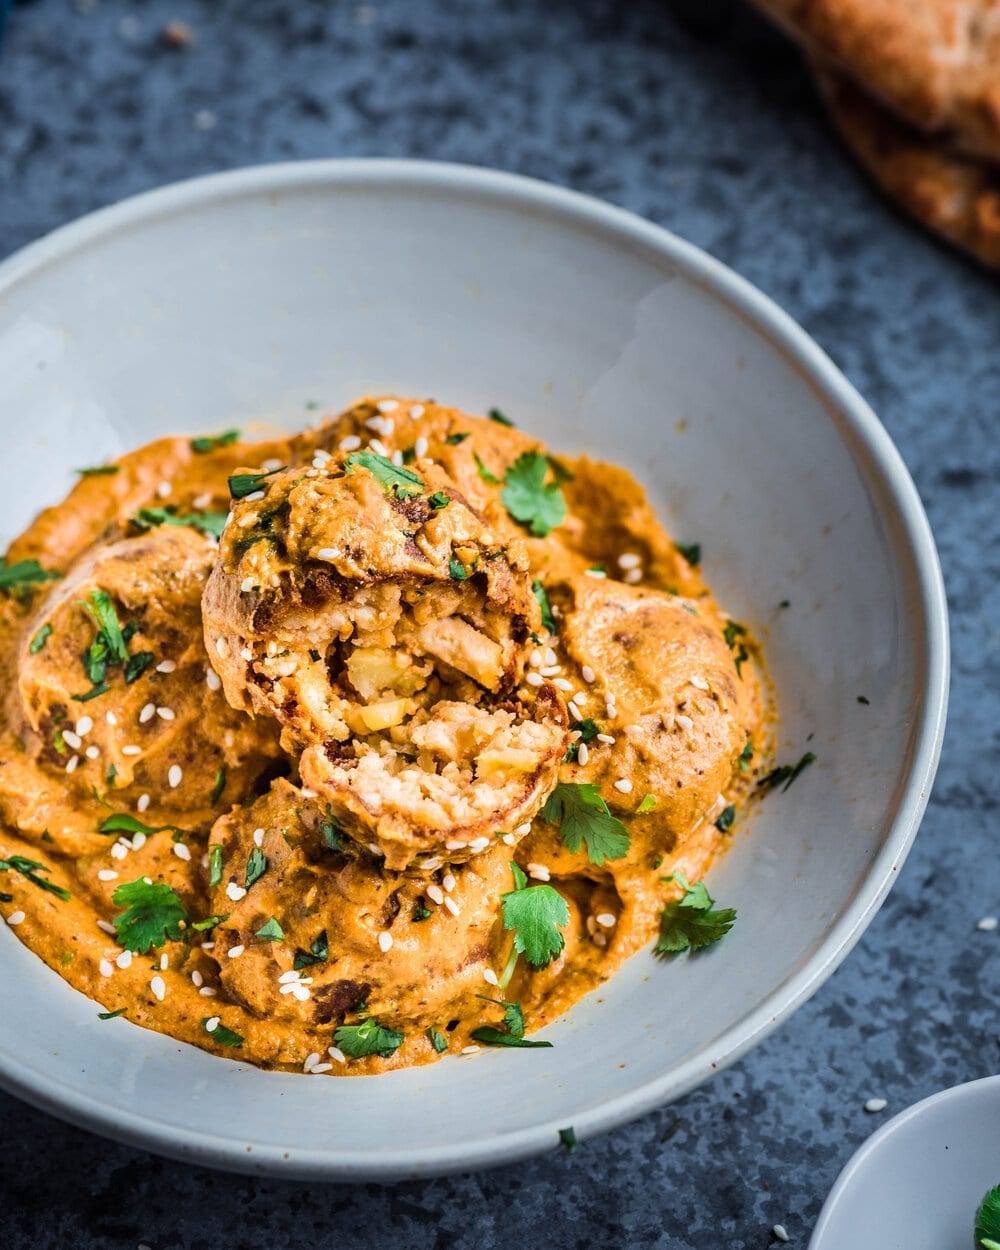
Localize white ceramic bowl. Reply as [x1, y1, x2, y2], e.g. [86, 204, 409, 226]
[811, 1077, 1000, 1249]
[0, 161, 947, 1179]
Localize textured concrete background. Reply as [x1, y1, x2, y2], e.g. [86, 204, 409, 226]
[0, 1, 997, 1246]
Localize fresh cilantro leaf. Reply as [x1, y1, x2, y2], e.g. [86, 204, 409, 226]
[414, 904, 432, 921]
[471, 1027, 553, 1048]
[98, 1008, 127, 1019]
[722, 619, 750, 677]
[208, 845, 224, 888]
[72, 683, 110, 702]
[428, 490, 450, 510]
[400, 446, 417, 465]
[106, 764, 118, 788]
[254, 916, 284, 942]
[655, 871, 736, 957]
[111, 878, 188, 952]
[190, 429, 240, 454]
[334, 1017, 405, 1059]
[228, 467, 284, 499]
[757, 752, 816, 794]
[976, 1184, 1000, 1250]
[29, 623, 52, 654]
[532, 579, 555, 634]
[857, 695, 870, 705]
[0, 854, 71, 900]
[541, 783, 630, 866]
[344, 450, 423, 498]
[77, 464, 120, 476]
[564, 717, 600, 763]
[0, 558, 60, 595]
[501, 451, 567, 537]
[444, 432, 470, 445]
[636, 793, 658, 814]
[674, 542, 701, 566]
[503, 999, 526, 1037]
[501, 867, 569, 969]
[449, 556, 469, 581]
[293, 929, 329, 970]
[559, 1127, 578, 1152]
[203, 1018, 243, 1047]
[320, 808, 344, 851]
[245, 848, 267, 889]
[723, 620, 746, 649]
[124, 651, 155, 684]
[428, 1027, 448, 1053]
[190, 913, 227, 931]
[132, 506, 228, 541]
[488, 407, 514, 427]
[738, 741, 753, 772]
[473, 451, 501, 486]
[715, 804, 736, 833]
[98, 814, 182, 837]
[80, 589, 128, 666]
[211, 767, 227, 806]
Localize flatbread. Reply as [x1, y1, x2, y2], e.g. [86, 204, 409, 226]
[752, 0, 1000, 162]
[816, 66, 1000, 269]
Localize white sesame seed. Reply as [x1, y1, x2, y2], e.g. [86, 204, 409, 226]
[278, 970, 300, 984]
[225, 882, 246, 902]
[445, 839, 467, 851]
[596, 912, 617, 928]
[191, 970, 204, 987]
[623, 569, 642, 584]
[136, 793, 150, 813]
[310, 1062, 333, 1074]
[502, 833, 516, 846]
[540, 665, 561, 678]
[206, 667, 222, 692]
[461, 1045, 480, 1055]
[292, 985, 311, 1001]
[444, 896, 461, 917]
[157, 481, 172, 499]
[62, 730, 82, 750]
[442, 873, 457, 893]
[243, 490, 265, 502]
[581, 665, 596, 684]
[139, 703, 155, 724]
[624, 723, 644, 734]
[414, 436, 428, 458]
[614, 778, 633, 793]
[303, 1051, 321, 1072]
[977, 916, 998, 931]
[205, 1016, 220, 1033]
[409, 404, 425, 419]
[240, 577, 255, 593]
[313, 448, 332, 464]
[577, 742, 589, 766]
[377, 399, 399, 413]
[339, 435, 362, 452]
[6, 910, 24, 927]
[228, 944, 244, 958]
[237, 512, 259, 529]
[553, 678, 573, 692]
[172, 842, 191, 862]
[65, 754, 80, 774]
[675, 714, 694, 731]
[483, 969, 499, 986]
[150, 976, 167, 1002]
[159, 953, 168, 971]
[427, 884, 444, 905]
[155, 661, 176, 676]
[419, 856, 442, 871]
[85, 745, 100, 760]
[328, 1046, 347, 1063]
[157, 707, 175, 721]
[618, 552, 641, 569]
[567, 700, 583, 722]
[525, 672, 544, 687]
[864, 1098, 887, 1113]
[316, 547, 337, 561]
[585, 568, 607, 579]
[597, 733, 616, 744]
[168, 765, 182, 788]
[469, 836, 490, 853]
[105, 710, 118, 726]
[527, 863, 551, 882]
[99, 959, 114, 977]
[378, 931, 393, 953]
[199, 986, 217, 997]
[115, 950, 132, 969]
[253, 828, 264, 847]
[111, 844, 127, 861]
[97, 920, 116, 936]
[690, 675, 710, 691]
[516, 823, 532, 836]
[367, 842, 382, 856]
[240, 647, 253, 662]
[215, 637, 228, 658]
[369, 438, 388, 457]
[772, 1226, 789, 1243]
[192, 492, 213, 509]
[75, 716, 94, 736]
[98, 869, 118, 881]
[132, 832, 146, 850]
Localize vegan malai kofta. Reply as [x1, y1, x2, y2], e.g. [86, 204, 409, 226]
[0, 397, 766, 1074]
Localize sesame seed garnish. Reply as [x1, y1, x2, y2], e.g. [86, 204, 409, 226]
[156, 481, 172, 499]
[172, 843, 191, 862]
[442, 873, 457, 893]
[690, 676, 710, 691]
[310, 1062, 333, 1074]
[85, 745, 100, 760]
[444, 896, 461, 917]
[540, 665, 561, 677]
[461, 1045, 480, 1055]
[205, 1016, 220, 1033]
[581, 665, 596, 684]
[76, 716, 94, 736]
[156, 707, 175, 721]
[168, 765, 183, 788]
[63, 730, 82, 750]
[597, 733, 616, 744]
[228, 945, 245, 958]
[596, 912, 616, 928]
[369, 437, 388, 457]
[567, 700, 583, 722]
[378, 932, 393, 953]
[427, 884, 444, 905]
[253, 828, 264, 847]
[98, 869, 119, 881]
[156, 660, 177, 674]
[675, 714, 694, 731]
[277, 970, 300, 984]
[139, 703, 155, 724]
[469, 836, 490, 853]
[96, 920, 116, 936]
[414, 435, 429, 458]
[65, 755, 80, 774]
[240, 647, 253, 662]
[445, 839, 467, 851]
[292, 984, 310, 1001]
[623, 569, 642, 584]
[553, 678, 573, 693]
[132, 832, 147, 850]
[977, 916, 998, 931]
[772, 1226, 789, 1243]
[377, 399, 399, 413]
[215, 637, 228, 659]
[199, 986, 217, 997]
[577, 742, 589, 766]
[116, 950, 132, 969]
[525, 672, 543, 687]
[614, 778, 633, 794]
[313, 449, 332, 464]
[527, 863, 551, 882]
[159, 953, 168, 971]
[585, 568, 607, 579]
[206, 668, 222, 691]
[328, 1046, 346, 1063]
[111, 844, 127, 861]
[137, 793, 150, 813]
[339, 435, 361, 451]
[864, 1098, 887, 1113]
[243, 490, 265, 502]
[106, 710, 118, 726]
[191, 970, 203, 987]
[316, 547, 337, 561]
[192, 492, 213, 509]
[6, 910, 25, 927]
[240, 577, 255, 593]
[618, 552, 641, 570]
[99, 959, 114, 977]
[237, 512, 259, 529]
[419, 856, 442, 871]
[409, 404, 425, 419]
[225, 882, 247, 902]
[502, 833, 516, 846]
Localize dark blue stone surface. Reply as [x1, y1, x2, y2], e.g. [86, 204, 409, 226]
[0, 1, 997, 1245]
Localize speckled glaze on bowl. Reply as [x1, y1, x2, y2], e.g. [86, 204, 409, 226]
[0, 161, 948, 1180]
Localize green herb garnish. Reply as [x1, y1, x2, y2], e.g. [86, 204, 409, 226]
[0, 854, 71, 900]
[124, 651, 155, 683]
[77, 464, 120, 477]
[674, 542, 701, 566]
[501, 863, 569, 970]
[449, 557, 469, 581]
[320, 807, 344, 851]
[489, 407, 514, 427]
[254, 916, 284, 942]
[131, 506, 228, 541]
[975, 1184, 1000, 1249]
[444, 432, 470, 445]
[473, 451, 501, 486]
[190, 913, 227, 932]
[29, 623, 52, 654]
[559, 1127, 578, 1152]
[190, 429, 240, 454]
[0, 558, 60, 596]
[293, 929, 329, 970]
[540, 783, 630, 866]
[208, 845, 224, 888]
[428, 490, 450, 510]
[111, 878, 187, 953]
[655, 871, 735, 957]
[428, 1027, 448, 1053]
[737, 741, 753, 772]
[98, 814, 183, 837]
[334, 1017, 405, 1060]
[501, 451, 567, 538]
[532, 579, 555, 634]
[203, 1018, 243, 1047]
[715, 804, 736, 833]
[210, 768, 227, 806]
[97, 1008, 127, 1020]
[636, 794, 658, 814]
[757, 752, 816, 794]
[244, 847, 267, 889]
[228, 467, 284, 499]
[344, 450, 423, 498]
[470, 1026, 552, 1048]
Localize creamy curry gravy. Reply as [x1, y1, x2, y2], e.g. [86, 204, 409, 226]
[0, 398, 763, 1075]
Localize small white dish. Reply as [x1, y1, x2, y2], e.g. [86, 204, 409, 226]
[0, 160, 948, 1178]
[811, 1076, 1000, 1250]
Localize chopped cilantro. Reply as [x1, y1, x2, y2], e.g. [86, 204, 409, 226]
[737, 741, 753, 772]
[131, 506, 228, 541]
[444, 432, 470, 445]
[190, 913, 227, 932]
[559, 1127, 578, 1152]
[857, 695, 870, 705]
[501, 863, 569, 969]
[636, 794, 658, 814]
[473, 451, 501, 486]
[564, 717, 599, 763]
[674, 542, 701, 566]
[778, 599, 790, 609]
[541, 783, 630, 866]
[210, 767, 227, 806]
[228, 467, 284, 499]
[293, 929, 329, 970]
[124, 651, 155, 684]
[190, 429, 240, 453]
[111, 878, 187, 953]
[0, 558, 60, 596]
[97, 1008, 127, 1020]
[488, 407, 514, 427]
[203, 1018, 243, 1047]
[414, 904, 432, 921]
[476, 995, 527, 1038]
[344, 450, 423, 498]
[208, 845, 224, 888]
[471, 1026, 552, 1048]
[0, 854, 71, 900]
[428, 1027, 449, 1053]
[449, 556, 469, 581]
[29, 623, 52, 654]
[723, 619, 750, 677]
[532, 579, 555, 634]
[757, 752, 816, 794]
[334, 1017, 405, 1059]
[308, 648, 321, 662]
[319, 807, 344, 851]
[715, 804, 736, 833]
[77, 464, 120, 477]
[428, 490, 450, 510]
[501, 451, 567, 538]
[975, 1184, 1000, 1250]
[72, 683, 110, 703]
[655, 871, 736, 957]
[254, 916, 285, 942]
[106, 764, 118, 788]
[245, 847, 267, 889]
[98, 814, 182, 837]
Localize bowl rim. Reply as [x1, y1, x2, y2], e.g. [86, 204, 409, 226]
[809, 1075, 1000, 1246]
[0, 158, 949, 1179]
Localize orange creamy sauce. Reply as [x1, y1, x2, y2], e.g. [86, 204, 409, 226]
[0, 398, 764, 1075]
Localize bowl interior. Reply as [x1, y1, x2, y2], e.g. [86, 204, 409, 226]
[0, 163, 946, 1178]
